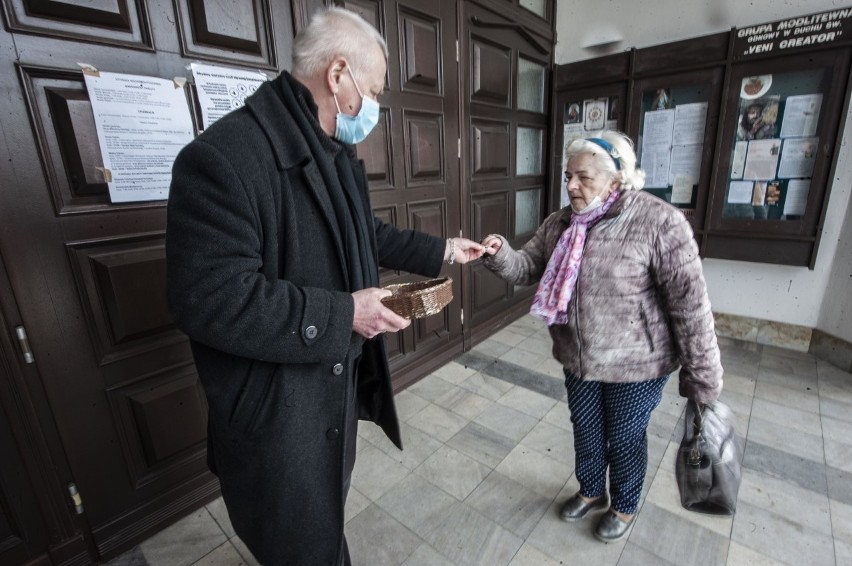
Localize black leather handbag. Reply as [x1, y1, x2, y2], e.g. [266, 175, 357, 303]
[675, 400, 742, 515]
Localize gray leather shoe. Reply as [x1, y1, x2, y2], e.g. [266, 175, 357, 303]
[594, 510, 634, 543]
[558, 493, 609, 522]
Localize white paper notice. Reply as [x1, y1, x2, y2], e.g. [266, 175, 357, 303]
[783, 179, 810, 216]
[669, 144, 702, 186]
[672, 102, 707, 146]
[191, 63, 268, 129]
[641, 109, 675, 188]
[731, 141, 748, 179]
[561, 123, 585, 208]
[83, 70, 194, 202]
[743, 139, 781, 180]
[671, 175, 694, 204]
[728, 181, 754, 204]
[780, 94, 823, 138]
[778, 137, 818, 179]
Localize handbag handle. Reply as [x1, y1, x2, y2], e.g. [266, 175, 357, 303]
[688, 400, 706, 467]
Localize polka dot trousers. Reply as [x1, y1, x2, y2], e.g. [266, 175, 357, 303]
[564, 371, 669, 515]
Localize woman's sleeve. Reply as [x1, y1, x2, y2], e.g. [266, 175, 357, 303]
[481, 214, 557, 286]
[652, 213, 723, 403]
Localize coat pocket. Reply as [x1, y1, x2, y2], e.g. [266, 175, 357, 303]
[229, 360, 277, 436]
[639, 302, 656, 353]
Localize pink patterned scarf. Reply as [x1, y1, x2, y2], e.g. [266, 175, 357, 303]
[530, 190, 621, 326]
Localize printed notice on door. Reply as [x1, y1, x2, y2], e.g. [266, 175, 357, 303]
[83, 68, 195, 203]
[190, 63, 268, 129]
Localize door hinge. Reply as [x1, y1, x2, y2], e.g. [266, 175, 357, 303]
[457, 138, 461, 159]
[68, 482, 84, 515]
[456, 40, 459, 63]
[15, 326, 34, 364]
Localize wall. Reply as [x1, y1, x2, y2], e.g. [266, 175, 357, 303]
[555, 0, 852, 342]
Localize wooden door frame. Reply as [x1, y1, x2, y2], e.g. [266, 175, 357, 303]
[0, 255, 91, 564]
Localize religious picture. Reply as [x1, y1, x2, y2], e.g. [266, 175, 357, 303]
[736, 95, 780, 141]
[651, 88, 671, 111]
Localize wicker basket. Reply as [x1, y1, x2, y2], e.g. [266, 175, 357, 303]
[381, 277, 453, 319]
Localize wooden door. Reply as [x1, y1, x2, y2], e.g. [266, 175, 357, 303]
[462, 0, 553, 338]
[339, 0, 464, 390]
[0, 0, 292, 560]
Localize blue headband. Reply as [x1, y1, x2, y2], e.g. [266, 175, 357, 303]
[587, 138, 621, 170]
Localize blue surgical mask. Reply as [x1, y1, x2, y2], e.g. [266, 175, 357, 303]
[334, 67, 380, 144]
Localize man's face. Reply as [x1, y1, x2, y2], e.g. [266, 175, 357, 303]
[337, 45, 386, 117]
[746, 106, 761, 125]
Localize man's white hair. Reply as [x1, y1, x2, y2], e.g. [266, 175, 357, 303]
[292, 7, 388, 83]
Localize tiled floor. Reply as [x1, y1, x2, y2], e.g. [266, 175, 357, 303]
[106, 314, 852, 566]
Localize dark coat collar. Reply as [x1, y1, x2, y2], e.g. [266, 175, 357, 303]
[244, 72, 315, 171]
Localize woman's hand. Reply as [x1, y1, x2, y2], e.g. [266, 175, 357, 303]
[480, 234, 503, 256]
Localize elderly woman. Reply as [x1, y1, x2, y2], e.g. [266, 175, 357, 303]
[481, 131, 722, 543]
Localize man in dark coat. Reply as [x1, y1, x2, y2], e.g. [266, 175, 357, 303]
[166, 7, 484, 565]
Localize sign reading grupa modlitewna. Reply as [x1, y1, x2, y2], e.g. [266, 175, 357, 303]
[82, 65, 195, 203]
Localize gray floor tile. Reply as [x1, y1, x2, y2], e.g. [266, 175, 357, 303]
[498, 347, 546, 371]
[402, 543, 456, 566]
[820, 397, 852, 424]
[346, 504, 423, 566]
[746, 417, 824, 463]
[351, 444, 412, 501]
[376, 474, 458, 538]
[493, 444, 569, 500]
[749, 397, 821, 436]
[395, 389, 431, 421]
[423, 502, 524, 566]
[724, 541, 783, 565]
[617, 542, 678, 566]
[742, 440, 828, 495]
[139, 508, 227, 566]
[228, 537, 259, 566]
[432, 362, 478, 386]
[737, 468, 832, 535]
[471, 339, 509, 359]
[408, 375, 463, 404]
[465, 471, 552, 538]
[434, 386, 492, 421]
[496, 385, 558, 420]
[414, 445, 492, 501]
[520, 419, 574, 466]
[830, 499, 852, 544]
[446, 421, 515, 468]
[105, 546, 148, 566]
[506, 543, 562, 566]
[408, 403, 470, 443]
[458, 371, 514, 401]
[205, 498, 235, 539]
[474, 404, 538, 443]
[345, 487, 371, 524]
[630, 502, 729, 566]
[754, 381, 820, 413]
[731, 500, 835, 566]
[369, 421, 444, 471]
[490, 327, 532, 347]
[525, 499, 624, 565]
[191, 541, 245, 566]
[827, 465, 852, 506]
[824, 438, 852, 474]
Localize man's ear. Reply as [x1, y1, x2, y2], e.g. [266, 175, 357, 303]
[326, 57, 348, 94]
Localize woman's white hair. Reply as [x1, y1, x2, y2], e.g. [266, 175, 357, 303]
[292, 7, 388, 84]
[565, 130, 646, 190]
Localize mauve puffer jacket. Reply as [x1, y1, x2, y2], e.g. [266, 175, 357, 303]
[484, 189, 723, 403]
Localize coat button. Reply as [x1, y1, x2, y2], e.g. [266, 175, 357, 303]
[326, 428, 340, 439]
[304, 325, 318, 340]
[332, 363, 344, 375]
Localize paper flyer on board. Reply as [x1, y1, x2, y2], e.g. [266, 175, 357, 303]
[82, 66, 195, 202]
[191, 63, 268, 129]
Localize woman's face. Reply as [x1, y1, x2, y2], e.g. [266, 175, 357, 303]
[564, 153, 619, 211]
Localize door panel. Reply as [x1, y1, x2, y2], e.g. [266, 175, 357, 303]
[344, 0, 463, 389]
[0, 0, 292, 559]
[463, 0, 552, 333]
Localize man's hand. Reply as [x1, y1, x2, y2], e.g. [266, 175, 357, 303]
[446, 237, 486, 264]
[352, 288, 411, 339]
